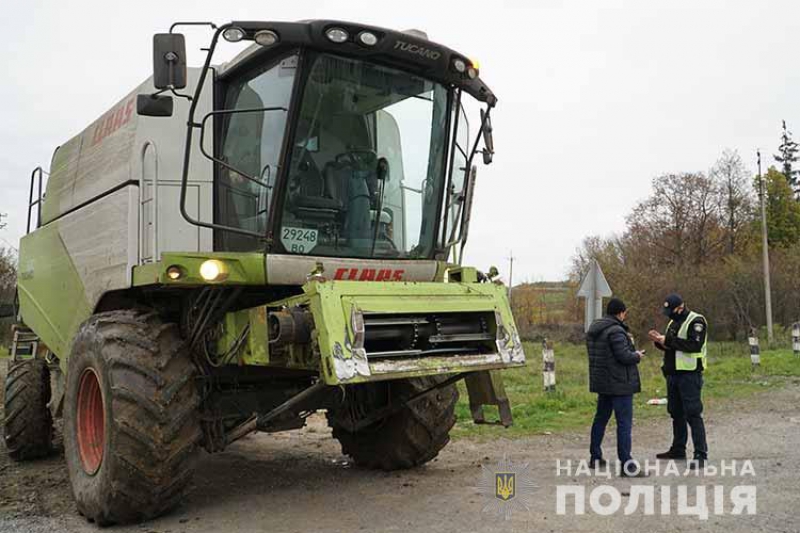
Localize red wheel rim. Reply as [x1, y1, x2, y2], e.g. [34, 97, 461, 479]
[76, 368, 105, 474]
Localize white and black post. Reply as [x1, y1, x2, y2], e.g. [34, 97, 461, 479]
[542, 339, 556, 392]
[748, 328, 761, 367]
[792, 322, 800, 357]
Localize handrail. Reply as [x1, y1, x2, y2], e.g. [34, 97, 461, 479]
[26, 167, 46, 234]
[140, 141, 159, 261]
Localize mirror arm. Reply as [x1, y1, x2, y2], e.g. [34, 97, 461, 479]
[169, 87, 193, 102]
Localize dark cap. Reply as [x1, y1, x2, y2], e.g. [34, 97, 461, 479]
[662, 293, 683, 316]
[606, 298, 627, 316]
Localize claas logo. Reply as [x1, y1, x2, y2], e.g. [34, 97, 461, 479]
[333, 268, 405, 281]
[495, 472, 515, 501]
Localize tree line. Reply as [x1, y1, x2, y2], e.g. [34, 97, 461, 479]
[514, 124, 800, 343]
[571, 129, 800, 341]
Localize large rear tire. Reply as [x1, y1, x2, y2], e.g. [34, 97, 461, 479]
[63, 310, 201, 525]
[327, 377, 458, 470]
[3, 358, 53, 460]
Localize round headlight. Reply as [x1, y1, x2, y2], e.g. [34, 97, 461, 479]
[254, 30, 279, 46]
[467, 67, 478, 80]
[200, 260, 228, 282]
[452, 58, 467, 73]
[326, 27, 349, 44]
[166, 265, 183, 281]
[358, 31, 378, 46]
[222, 27, 246, 43]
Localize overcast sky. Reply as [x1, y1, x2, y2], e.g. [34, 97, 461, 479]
[1, 0, 798, 281]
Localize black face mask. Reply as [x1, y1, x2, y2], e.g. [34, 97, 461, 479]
[668, 309, 685, 321]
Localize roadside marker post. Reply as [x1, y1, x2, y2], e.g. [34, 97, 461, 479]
[542, 339, 556, 392]
[792, 322, 800, 356]
[748, 329, 760, 367]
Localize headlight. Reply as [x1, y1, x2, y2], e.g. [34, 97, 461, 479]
[358, 31, 378, 46]
[222, 27, 246, 43]
[200, 260, 229, 282]
[166, 265, 184, 280]
[325, 27, 349, 43]
[452, 58, 467, 73]
[254, 30, 279, 46]
[467, 67, 478, 79]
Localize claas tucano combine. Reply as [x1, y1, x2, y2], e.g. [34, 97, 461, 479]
[4, 19, 525, 524]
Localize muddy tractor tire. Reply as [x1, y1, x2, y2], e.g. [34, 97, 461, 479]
[63, 310, 202, 525]
[327, 376, 458, 470]
[3, 358, 54, 460]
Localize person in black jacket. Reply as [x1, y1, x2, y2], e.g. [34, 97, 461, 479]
[586, 298, 646, 476]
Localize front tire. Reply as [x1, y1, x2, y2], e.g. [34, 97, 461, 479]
[63, 310, 201, 525]
[3, 358, 53, 460]
[327, 377, 458, 470]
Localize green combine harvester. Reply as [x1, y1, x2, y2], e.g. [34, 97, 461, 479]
[4, 19, 525, 525]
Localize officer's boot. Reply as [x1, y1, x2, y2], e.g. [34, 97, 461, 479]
[656, 449, 687, 460]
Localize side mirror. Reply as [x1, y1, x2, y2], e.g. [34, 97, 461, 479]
[480, 108, 494, 165]
[137, 94, 174, 117]
[153, 33, 187, 89]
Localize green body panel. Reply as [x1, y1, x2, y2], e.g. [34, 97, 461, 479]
[17, 222, 93, 369]
[133, 252, 267, 286]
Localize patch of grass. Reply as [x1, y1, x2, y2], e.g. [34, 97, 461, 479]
[453, 341, 800, 439]
[0, 346, 7, 359]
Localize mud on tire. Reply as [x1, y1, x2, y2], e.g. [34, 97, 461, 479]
[4, 358, 53, 460]
[327, 376, 458, 470]
[63, 309, 201, 525]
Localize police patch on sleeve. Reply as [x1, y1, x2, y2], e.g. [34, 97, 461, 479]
[694, 323, 704, 332]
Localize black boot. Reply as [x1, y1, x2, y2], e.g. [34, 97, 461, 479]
[656, 449, 687, 460]
[688, 458, 707, 470]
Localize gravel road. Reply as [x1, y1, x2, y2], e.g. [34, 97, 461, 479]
[2, 362, 798, 533]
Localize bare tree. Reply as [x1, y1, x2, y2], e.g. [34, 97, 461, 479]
[710, 149, 754, 253]
[626, 173, 726, 266]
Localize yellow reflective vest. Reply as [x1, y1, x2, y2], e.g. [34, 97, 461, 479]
[666, 311, 708, 372]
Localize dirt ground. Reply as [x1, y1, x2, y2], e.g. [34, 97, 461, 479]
[2, 362, 799, 533]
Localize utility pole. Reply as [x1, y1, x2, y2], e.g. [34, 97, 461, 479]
[757, 150, 774, 344]
[507, 250, 515, 304]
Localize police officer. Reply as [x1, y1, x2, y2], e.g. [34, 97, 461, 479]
[647, 293, 708, 467]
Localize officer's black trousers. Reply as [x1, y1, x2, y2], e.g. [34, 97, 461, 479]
[666, 372, 708, 459]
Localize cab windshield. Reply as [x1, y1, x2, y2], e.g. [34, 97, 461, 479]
[278, 53, 451, 259]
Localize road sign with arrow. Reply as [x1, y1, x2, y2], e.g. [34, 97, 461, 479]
[577, 260, 613, 331]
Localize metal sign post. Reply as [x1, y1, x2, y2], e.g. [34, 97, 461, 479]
[577, 260, 613, 332]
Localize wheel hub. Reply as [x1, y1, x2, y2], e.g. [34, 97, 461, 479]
[76, 368, 105, 474]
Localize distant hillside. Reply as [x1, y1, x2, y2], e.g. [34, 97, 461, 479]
[510, 281, 579, 326]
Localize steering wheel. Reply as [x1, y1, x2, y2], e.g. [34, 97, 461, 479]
[334, 149, 378, 168]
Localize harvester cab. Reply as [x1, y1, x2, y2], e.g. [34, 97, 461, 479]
[7, 20, 525, 525]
